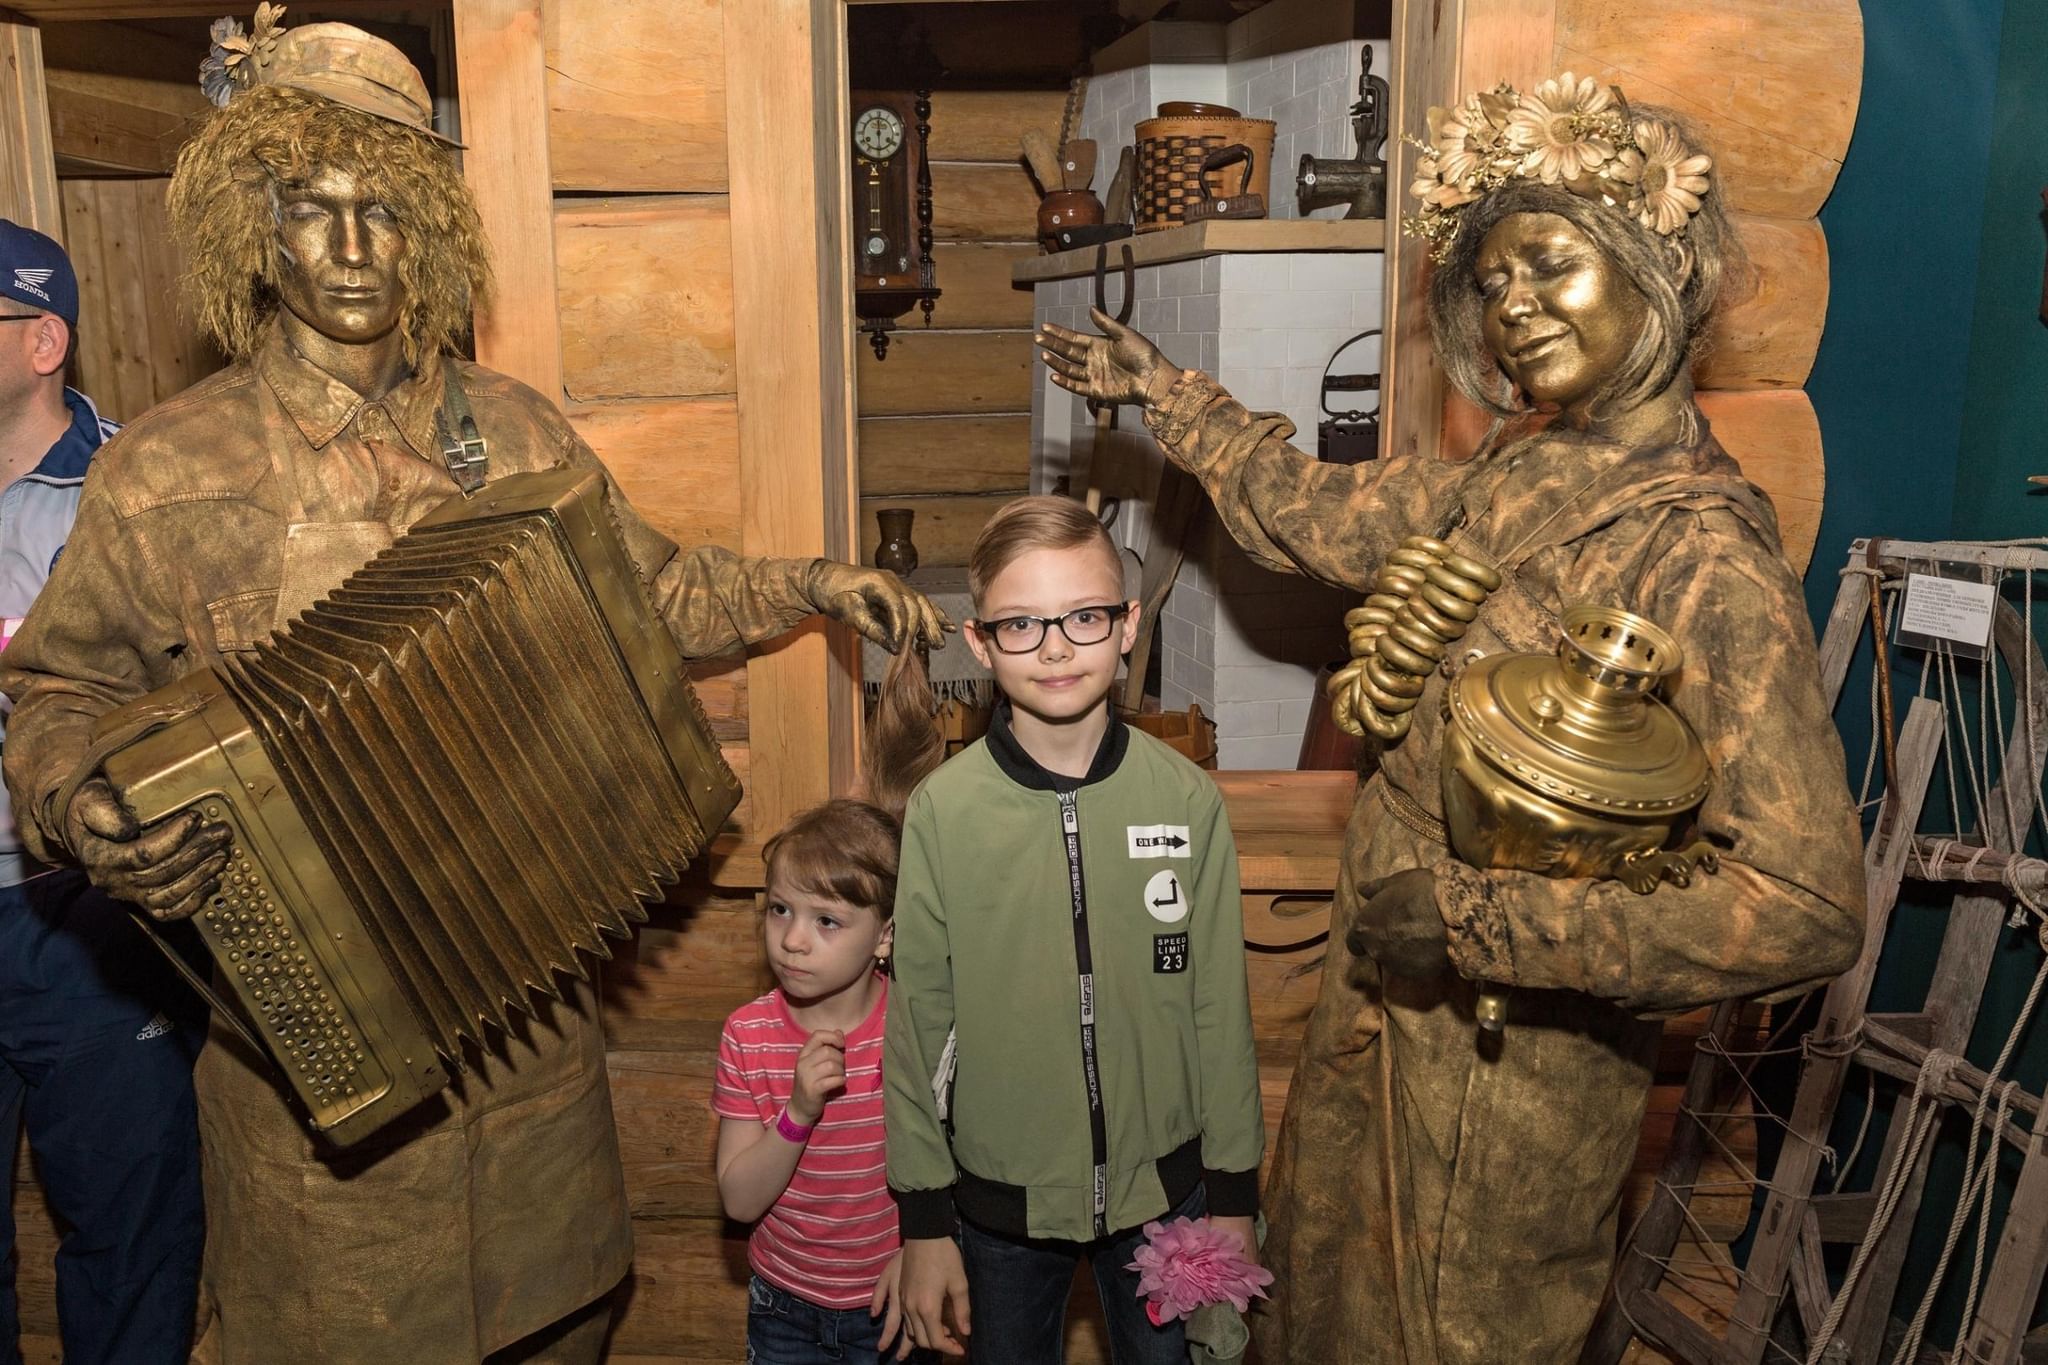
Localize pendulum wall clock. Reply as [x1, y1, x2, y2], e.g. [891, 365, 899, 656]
[851, 88, 940, 360]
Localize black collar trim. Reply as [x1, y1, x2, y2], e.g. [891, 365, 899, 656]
[985, 696, 1128, 793]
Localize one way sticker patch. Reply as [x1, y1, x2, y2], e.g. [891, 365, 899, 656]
[1128, 824, 1191, 858]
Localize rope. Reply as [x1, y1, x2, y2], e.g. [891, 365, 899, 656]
[1832, 1068, 1877, 1197]
[1802, 1050, 1960, 1364]
[1959, 1080, 2021, 1333]
[1890, 947, 2048, 1363]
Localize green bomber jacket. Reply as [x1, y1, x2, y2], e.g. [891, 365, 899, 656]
[884, 702, 1264, 1242]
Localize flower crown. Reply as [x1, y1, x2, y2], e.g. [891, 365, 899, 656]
[1403, 72, 1713, 264]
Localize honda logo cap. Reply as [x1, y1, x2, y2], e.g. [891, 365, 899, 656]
[0, 220, 77, 326]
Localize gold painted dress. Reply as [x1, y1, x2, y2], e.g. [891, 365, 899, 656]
[1143, 375, 1865, 1365]
[0, 324, 828, 1364]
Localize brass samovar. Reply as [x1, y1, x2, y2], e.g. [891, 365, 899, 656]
[1442, 604, 1719, 1030]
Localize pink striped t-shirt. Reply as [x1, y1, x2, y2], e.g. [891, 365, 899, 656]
[712, 982, 899, 1308]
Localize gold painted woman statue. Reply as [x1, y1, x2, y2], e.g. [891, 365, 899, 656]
[1040, 75, 1865, 1363]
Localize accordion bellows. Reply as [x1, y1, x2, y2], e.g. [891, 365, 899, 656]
[99, 470, 741, 1145]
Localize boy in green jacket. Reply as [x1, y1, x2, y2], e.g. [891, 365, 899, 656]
[887, 496, 1264, 1363]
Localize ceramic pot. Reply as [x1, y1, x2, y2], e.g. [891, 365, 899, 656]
[1037, 190, 1103, 252]
[874, 507, 919, 575]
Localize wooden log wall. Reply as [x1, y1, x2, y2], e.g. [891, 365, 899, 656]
[853, 86, 1051, 568]
[1553, 0, 1861, 574]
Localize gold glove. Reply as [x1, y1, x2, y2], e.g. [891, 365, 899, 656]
[804, 560, 955, 653]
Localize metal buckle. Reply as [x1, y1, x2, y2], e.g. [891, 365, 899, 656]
[438, 413, 488, 493]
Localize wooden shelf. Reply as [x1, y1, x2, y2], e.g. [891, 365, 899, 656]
[1011, 217, 1385, 285]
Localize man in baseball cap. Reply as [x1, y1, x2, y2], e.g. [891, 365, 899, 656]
[0, 217, 205, 1365]
[0, 219, 80, 328]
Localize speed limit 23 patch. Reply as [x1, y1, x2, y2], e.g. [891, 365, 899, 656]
[1154, 932, 1189, 974]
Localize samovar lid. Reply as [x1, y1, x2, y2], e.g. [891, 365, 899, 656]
[1447, 606, 1711, 817]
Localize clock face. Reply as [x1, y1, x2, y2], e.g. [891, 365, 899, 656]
[854, 106, 905, 160]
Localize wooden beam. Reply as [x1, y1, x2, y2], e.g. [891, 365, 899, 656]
[1553, 0, 1861, 220]
[0, 9, 61, 240]
[567, 396, 744, 552]
[724, 0, 860, 832]
[929, 160, 1037, 242]
[854, 328, 1032, 416]
[859, 415, 1030, 494]
[1383, 0, 1559, 464]
[45, 79, 191, 174]
[453, 0, 562, 402]
[925, 88, 1068, 163]
[5, 0, 423, 16]
[856, 492, 1011, 567]
[554, 195, 736, 401]
[927, 241, 1035, 329]
[544, 0, 726, 194]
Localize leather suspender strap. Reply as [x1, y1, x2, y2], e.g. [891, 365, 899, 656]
[435, 360, 488, 492]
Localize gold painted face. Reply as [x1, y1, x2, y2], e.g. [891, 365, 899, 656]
[1474, 211, 1648, 419]
[272, 166, 408, 347]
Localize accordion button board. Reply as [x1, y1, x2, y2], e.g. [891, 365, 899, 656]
[97, 469, 743, 1147]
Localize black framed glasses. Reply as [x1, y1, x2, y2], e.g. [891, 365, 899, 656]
[974, 603, 1130, 655]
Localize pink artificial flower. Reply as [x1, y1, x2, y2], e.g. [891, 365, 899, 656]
[1126, 1216, 1274, 1327]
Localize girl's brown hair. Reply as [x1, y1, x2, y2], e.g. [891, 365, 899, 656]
[759, 646, 943, 919]
[967, 495, 1124, 610]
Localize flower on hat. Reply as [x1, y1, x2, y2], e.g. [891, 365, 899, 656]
[1126, 1217, 1274, 1327]
[200, 4, 287, 109]
[1629, 118, 1714, 235]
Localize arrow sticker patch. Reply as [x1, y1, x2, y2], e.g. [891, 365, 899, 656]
[1144, 869, 1189, 924]
[1128, 824, 1191, 858]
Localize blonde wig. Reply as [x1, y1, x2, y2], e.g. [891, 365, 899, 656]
[167, 83, 491, 367]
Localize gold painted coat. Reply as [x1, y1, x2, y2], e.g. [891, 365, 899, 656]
[1144, 376, 1864, 1365]
[0, 326, 826, 1364]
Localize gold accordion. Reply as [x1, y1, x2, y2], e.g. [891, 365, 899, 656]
[96, 469, 741, 1146]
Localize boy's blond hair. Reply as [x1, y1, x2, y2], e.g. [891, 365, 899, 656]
[968, 496, 1124, 610]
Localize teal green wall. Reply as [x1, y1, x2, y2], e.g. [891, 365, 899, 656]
[1800, 0, 2003, 628]
[1947, 0, 2048, 542]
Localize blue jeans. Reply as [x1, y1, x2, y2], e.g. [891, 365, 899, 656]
[0, 871, 205, 1365]
[957, 1184, 1205, 1365]
[749, 1274, 932, 1365]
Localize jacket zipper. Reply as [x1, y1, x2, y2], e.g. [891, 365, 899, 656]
[1059, 788, 1111, 1239]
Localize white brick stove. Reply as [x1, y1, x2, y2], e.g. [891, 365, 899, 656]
[1027, 3, 1389, 770]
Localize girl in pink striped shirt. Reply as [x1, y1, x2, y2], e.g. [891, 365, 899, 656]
[714, 653, 944, 1365]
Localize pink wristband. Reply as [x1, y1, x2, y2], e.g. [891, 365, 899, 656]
[775, 1108, 815, 1143]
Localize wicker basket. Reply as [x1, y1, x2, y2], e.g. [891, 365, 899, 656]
[1134, 114, 1276, 232]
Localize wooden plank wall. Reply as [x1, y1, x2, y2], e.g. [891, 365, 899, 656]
[534, 1, 775, 1357]
[0, 12, 60, 235]
[39, 20, 255, 416]
[853, 86, 1053, 567]
[59, 177, 223, 419]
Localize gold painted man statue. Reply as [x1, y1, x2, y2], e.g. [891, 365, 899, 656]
[0, 13, 947, 1363]
[1041, 75, 1865, 1363]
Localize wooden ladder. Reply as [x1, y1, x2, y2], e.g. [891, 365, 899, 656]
[1585, 538, 2048, 1365]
